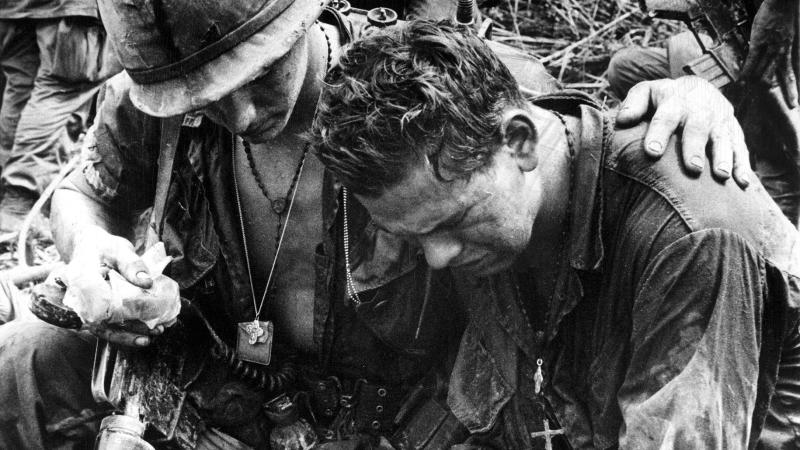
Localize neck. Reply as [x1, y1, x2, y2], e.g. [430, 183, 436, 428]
[282, 22, 339, 136]
[522, 108, 577, 270]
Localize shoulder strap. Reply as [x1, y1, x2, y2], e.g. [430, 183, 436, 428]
[145, 116, 183, 248]
[528, 90, 606, 116]
[319, 6, 355, 44]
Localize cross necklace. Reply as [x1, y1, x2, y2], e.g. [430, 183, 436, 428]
[243, 141, 295, 215]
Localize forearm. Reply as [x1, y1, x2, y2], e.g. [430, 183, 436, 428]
[51, 181, 138, 262]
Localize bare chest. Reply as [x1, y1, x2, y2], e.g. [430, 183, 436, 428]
[232, 138, 324, 354]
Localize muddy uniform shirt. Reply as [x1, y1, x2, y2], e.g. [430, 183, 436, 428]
[449, 93, 800, 449]
[67, 4, 558, 409]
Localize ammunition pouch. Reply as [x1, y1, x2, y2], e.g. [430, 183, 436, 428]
[308, 377, 406, 438]
[306, 372, 469, 449]
[390, 396, 468, 450]
[352, 380, 405, 433]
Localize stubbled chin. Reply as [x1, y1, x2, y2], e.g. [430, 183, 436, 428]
[454, 256, 515, 277]
[242, 112, 291, 143]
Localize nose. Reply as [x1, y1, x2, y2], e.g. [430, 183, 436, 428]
[419, 234, 462, 269]
[205, 92, 255, 135]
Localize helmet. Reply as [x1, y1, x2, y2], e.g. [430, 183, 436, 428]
[99, 0, 326, 117]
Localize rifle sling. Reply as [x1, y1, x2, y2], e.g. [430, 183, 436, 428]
[147, 116, 183, 247]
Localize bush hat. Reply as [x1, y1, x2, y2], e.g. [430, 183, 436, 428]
[99, 0, 326, 117]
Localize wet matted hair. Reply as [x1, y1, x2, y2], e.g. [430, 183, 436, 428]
[310, 20, 526, 197]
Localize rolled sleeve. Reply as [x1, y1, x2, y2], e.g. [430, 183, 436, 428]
[66, 73, 159, 214]
[618, 229, 763, 449]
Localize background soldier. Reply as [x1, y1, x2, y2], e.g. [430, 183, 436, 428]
[607, 0, 800, 225]
[0, 1, 753, 448]
[0, 0, 120, 233]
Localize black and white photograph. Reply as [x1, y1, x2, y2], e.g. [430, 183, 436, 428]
[0, 0, 797, 448]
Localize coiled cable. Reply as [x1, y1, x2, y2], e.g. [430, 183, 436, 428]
[182, 299, 297, 392]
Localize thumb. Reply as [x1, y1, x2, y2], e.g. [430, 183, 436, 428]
[108, 244, 153, 289]
[615, 81, 653, 126]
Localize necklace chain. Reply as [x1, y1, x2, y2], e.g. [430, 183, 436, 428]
[233, 143, 310, 319]
[243, 140, 308, 249]
[537, 110, 575, 334]
[242, 21, 333, 221]
[342, 187, 362, 305]
[232, 21, 333, 320]
[343, 113, 578, 309]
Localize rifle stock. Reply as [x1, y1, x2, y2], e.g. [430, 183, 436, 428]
[639, 0, 750, 88]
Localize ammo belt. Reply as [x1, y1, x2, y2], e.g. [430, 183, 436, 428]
[309, 376, 407, 438]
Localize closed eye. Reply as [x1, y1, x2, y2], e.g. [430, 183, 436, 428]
[370, 206, 470, 238]
[431, 207, 470, 233]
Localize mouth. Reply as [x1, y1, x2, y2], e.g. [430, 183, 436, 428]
[240, 113, 286, 142]
[452, 258, 489, 274]
[452, 255, 513, 276]
[241, 124, 278, 143]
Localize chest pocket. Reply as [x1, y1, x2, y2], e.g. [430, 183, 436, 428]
[349, 221, 458, 358]
[447, 320, 516, 433]
[162, 147, 219, 289]
[353, 262, 458, 358]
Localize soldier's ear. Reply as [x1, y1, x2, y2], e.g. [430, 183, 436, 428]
[500, 108, 538, 172]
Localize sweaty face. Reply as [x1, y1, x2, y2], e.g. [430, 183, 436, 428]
[356, 151, 540, 277]
[202, 37, 308, 142]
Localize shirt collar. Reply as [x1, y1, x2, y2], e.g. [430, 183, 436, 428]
[526, 91, 610, 341]
[567, 102, 608, 273]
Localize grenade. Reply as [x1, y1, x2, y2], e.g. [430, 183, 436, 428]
[94, 415, 155, 450]
[265, 394, 318, 450]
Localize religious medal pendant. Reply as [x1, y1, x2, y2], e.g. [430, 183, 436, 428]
[534, 358, 544, 394]
[236, 319, 274, 366]
[271, 198, 287, 215]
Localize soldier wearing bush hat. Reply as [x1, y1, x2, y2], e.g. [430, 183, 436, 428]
[0, 0, 753, 447]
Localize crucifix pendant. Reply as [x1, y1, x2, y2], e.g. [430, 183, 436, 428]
[236, 320, 274, 366]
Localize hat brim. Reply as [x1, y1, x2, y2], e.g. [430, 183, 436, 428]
[128, 0, 326, 117]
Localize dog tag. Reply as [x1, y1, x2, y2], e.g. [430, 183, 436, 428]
[236, 320, 274, 366]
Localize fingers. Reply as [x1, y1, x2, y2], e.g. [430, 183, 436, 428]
[102, 236, 152, 289]
[88, 321, 166, 347]
[779, 47, 799, 108]
[709, 123, 733, 179]
[742, 44, 770, 82]
[620, 75, 747, 185]
[768, 86, 800, 153]
[730, 121, 752, 189]
[643, 99, 683, 158]
[71, 230, 151, 288]
[616, 81, 656, 127]
[678, 115, 709, 175]
[88, 324, 152, 347]
[120, 320, 166, 336]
